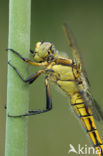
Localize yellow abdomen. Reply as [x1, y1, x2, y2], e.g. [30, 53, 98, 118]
[70, 93, 103, 155]
[49, 64, 103, 155]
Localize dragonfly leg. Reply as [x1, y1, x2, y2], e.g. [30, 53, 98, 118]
[8, 61, 44, 84]
[6, 48, 29, 62]
[8, 76, 52, 117]
[7, 48, 48, 66]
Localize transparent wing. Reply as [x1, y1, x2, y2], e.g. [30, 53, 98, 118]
[81, 90, 103, 121]
[63, 23, 103, 121]
[63, 23, 90, 86]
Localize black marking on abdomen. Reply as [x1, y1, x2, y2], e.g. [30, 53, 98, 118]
[80, 114, 93, 118]
[71, 94, 103, 152]
[87, 129, 97, 132]
[88, 118, 95, 131]
[92, 131, 102, 147]
[72, 102, 84, 106]
[85, 115, 102, 148]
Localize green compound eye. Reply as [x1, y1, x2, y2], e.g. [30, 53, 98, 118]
[38, 42, 52, 57]
[33, 42, 57, 62]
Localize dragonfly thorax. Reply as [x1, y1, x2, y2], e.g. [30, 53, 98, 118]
[33, 41, 57, 62]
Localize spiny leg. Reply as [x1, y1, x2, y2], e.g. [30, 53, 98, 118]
[8, 61, 44, 84]
[28, 76, 52, 114]
[45, 76, 52, 110]
[7, 48, 48, 66]
[8, 76, 52, 117]
[7, 48, 28, 61]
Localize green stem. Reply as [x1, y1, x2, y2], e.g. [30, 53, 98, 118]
[5, 0, 31, 156]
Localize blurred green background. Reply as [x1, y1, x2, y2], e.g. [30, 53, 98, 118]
[1, 0, 103, 156]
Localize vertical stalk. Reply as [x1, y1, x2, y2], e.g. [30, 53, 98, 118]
[5, 0, 31, 156]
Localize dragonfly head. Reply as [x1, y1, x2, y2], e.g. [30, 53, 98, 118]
[32, 41, 57, 62]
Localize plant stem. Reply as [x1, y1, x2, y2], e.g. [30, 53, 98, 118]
[5, 0, 31, 156]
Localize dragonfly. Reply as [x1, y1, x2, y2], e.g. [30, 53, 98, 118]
[7, 23, 103, 156]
